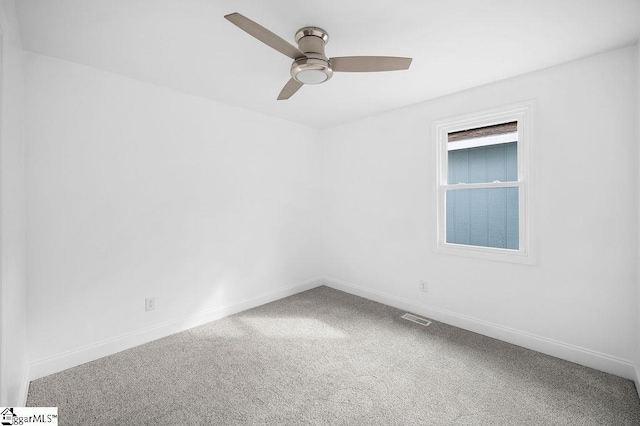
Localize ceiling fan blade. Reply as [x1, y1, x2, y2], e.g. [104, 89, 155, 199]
[224, 13, 304, 60]
[331, 56, 412, 72]
[277, 79, 303, 100]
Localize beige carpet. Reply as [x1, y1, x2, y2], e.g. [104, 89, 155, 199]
[27, 286, 640, 425]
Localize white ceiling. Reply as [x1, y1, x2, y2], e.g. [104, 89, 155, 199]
[15, 0, 640, 128]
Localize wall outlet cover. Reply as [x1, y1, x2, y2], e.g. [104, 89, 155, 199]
[145, 297, 155, 311]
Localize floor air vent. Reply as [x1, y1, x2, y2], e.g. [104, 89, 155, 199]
[402, 313, 432, 326]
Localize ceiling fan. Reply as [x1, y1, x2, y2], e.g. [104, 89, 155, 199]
[224, 13, 412, 100]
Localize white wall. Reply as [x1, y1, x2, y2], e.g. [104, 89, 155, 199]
[636, 39, 640, 391]
[24, 53, 323, 378]
[0, 0, 27, 406]
[17, 32, 640, 391]
[322, 46, 639, 378]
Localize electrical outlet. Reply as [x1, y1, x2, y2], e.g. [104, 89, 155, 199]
[145, 297, 155, 311]
[420, 280, 428, 292]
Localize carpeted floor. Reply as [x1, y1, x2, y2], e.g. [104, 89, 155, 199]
[27, 286, 640, 425]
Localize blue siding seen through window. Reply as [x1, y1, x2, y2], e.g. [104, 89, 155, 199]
[446, 142, 519, 250]
[448, 142, 517, 184]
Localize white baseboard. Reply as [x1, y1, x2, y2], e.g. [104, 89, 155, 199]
[28, 277, 323, 381]
[19, 364, 29, 406]
[0, 362, 29, 407]
[24, 276, 639, 392]
[322, 276, 637, 381]
[635, 364, 640, 399]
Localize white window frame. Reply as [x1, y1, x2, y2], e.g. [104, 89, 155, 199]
[435, 101, 534, 264]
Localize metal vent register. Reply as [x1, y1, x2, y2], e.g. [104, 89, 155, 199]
[401, 313, 432, 326]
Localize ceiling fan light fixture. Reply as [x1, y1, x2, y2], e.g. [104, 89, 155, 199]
[295, 69, 329, 84]
[224, 12, 412, 100]
[291, 57, 333, 85]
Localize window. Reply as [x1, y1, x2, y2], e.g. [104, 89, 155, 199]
[435, 102, 533, 263]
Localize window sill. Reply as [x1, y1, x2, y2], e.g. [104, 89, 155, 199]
[436, 242, 536, 265]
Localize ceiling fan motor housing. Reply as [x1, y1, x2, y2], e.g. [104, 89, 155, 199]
[291, 27, 333, 85]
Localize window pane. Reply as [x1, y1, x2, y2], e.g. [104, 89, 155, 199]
[447, 142, 517, 184]
[446, 187, 519, 249]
